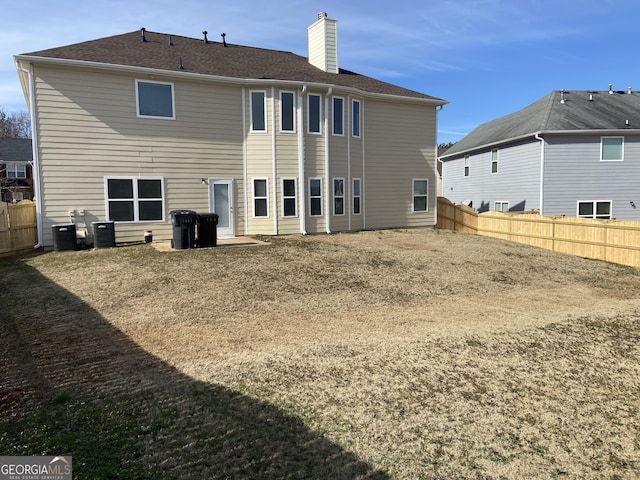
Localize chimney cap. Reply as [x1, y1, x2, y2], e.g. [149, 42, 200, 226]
[318, 12, 328, 19]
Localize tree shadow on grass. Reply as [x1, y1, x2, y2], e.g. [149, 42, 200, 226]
[0, 259, 389, 479]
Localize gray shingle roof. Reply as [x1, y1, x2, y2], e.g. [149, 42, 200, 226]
[442, 89, 640, 158]
[19, 30, 446, 103]
[0, 138, 32, 163]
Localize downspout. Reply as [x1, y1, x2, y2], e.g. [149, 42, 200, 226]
[242, 87, 248, 236]
[298, 85, 307, 234]
[347, 95, 351, 232]
[361, 101, 366, 229]
[535, 132, 544, 215]
[16, 62, 43, 249]
[325, 86, 333, 233]
[271, 87, 278, 234]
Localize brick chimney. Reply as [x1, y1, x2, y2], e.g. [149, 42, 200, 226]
[308, 12, 338, 74]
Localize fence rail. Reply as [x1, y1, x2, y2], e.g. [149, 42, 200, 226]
[0, 200, 37, 256]
[437, 197, 640, 268]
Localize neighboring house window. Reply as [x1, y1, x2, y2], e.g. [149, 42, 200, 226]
[136, 80, 175, 119]
[491, 149, 498, 173]
[333, 97, 344, 135]
[412, 179, 428, 212]
[282, 178, 297, 217]
[578, 201, 612, 219]
[352, 100, 361, 137]
[253, 178, 268, 217]
[333, 178, 345, 215]
[353, 178, 361, 215]
[6, 163, 26, 178]
[464, 156, 470, 177]
[12, 192, 24, 202]
[251, 91, 267, 132]
[308, 94, 322, 134]
[106, 177, 164, 222]
[309, 178, 322, 216]
[601, 137, 623, 161]
[495, 201, 509, 213]
[280, 91, 295, 132]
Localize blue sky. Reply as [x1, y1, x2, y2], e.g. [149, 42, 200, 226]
[3, 0, 640, 144]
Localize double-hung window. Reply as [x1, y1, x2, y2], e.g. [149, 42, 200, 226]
[6, 163, 26, 178]
[136, 80, 175, 119]
[253, 178, 268, 217]
[106, 177, 164, 222]
[309, 178, 322, 216]
[353, 178, 361, 215]
[601, 137, 623, 161]
[308, 94, 321, 134]
[333, 178, 345, 215]
[464, 156, 470, 177]
[578, 201, 611, 219]
[352, 100, 361, 137]
[251, 91, 267, 132]
[282, 178, 297, 217]
[333, 97, 344, 135]
[280, 91, 295, 132]
[412, 179, 428, 212]
[491, 149, 498, 173]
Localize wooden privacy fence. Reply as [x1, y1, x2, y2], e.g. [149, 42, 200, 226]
[0, 200, 37, 256]
[437, 197, 640, 268]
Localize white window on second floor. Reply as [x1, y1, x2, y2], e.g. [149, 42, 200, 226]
[6, 163, 26, 178]
[601, 137, 623, 161]
[308, 94, 322, 134]
[333, 97, 344, 135]
[136, 80, 175, 119]
[250, 91, 267, 132]
[280, 91, 295, 133]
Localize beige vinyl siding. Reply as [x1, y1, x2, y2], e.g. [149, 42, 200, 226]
[33, 64, 245, 246]
[350, 126, 364, 231]
[328, 111, 349, 232]
[304, 134, 326, 234]
[364, 99, 437, 229]
[275, 91, 301, 235]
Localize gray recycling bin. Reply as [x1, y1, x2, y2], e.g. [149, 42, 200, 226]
[92, 221, 116, 248]
[197, 213, 219, 248]
[52, 224, 77, 251]
[170, 210, 197, 249]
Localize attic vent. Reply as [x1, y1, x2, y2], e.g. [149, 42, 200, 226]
[221, 32, 227, 47]
[179, 57, 184, 70]
[609, 83, 614, 94]
[140, 27, 147, 43]
[169, 35, 173, 46]
[629, 86, 633, 94]
[203, 30, 209, 43]
[560, 89, 566, 104]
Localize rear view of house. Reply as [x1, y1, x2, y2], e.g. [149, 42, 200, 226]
[15, 13, 446, 247]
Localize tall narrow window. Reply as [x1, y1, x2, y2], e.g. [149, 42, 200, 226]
[250, 91, 266, 132]
[282, 178, 297, 217]
[333, 97, 344, 135]
[136, 80, 175, 119]
[309, 178, 322, 216]
[280, 91, 295, 132]
[412, 179, 428, 212]
[253, 178, 268, 217]
[353, 178, 361, 215]
[352, 100, 361, 137]
[491, 149, 498, 173]
[464, 156, 470, 177]
[333, 178, 345, 215]
[308, 94, 321, 134]
[106, 177, 164, 222]
[601, 137, 623, 161]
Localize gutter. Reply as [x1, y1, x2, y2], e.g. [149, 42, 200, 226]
[325, 87, 332, 234]
[15, 61, 43, 249]
[298, 85, 307, 235]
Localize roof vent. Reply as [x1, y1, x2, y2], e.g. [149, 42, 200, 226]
[179, 57, 184, 70]
[140, 27, 147, 43]
[589, 94, 593, 101]
[628, 86, 633, 94]
[203, 30, 209, 44]
[626, 119, 630, 126]
[560, 89, 566, 104]
[609, 83, 614, 94]
[221, 32, 227, 47]
[169, 35, 174, 46]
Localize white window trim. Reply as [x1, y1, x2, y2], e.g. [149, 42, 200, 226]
[104, 176, 165, 223]
[250, 90, 268, 133]
[333, 177, 345, 216]
[601, 136, 624, 162]
[494, 201, 509, 213]
[577, 200, 612, 219]
[353, 178, 362, 215]
[309, 177, 323, 216]
[281, 178, 297, 217]
[6, 162, 27, 178]
[252, 178, 269, 218]
[308, 94, 322, 135]
[491, 149, 498, 174]
[332, 96, 345, 136]
[464, 156, 470, 177]
[280, 91, 296, 133]
[352, 99, 361, 138]
[412, 178, 429, 213]
[135, 79, 176, 120]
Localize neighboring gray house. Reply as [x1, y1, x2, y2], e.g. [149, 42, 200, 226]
[440, 87, 640, 220]
[0, 138, 33, 202]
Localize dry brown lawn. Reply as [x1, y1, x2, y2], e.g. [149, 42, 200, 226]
[2, 228, 640, 479]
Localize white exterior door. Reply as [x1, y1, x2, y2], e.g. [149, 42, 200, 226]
[209, 179, 234, 237]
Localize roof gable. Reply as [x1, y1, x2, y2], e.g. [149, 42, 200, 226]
[0, 138, 32, 163]
[19, 30, 445, 103]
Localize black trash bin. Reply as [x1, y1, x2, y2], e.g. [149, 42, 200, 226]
[170, 210, 197, 249]
[52, 224, 77, 251]
[92, 221, 116, 248]
[197, 213, 219, 248]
